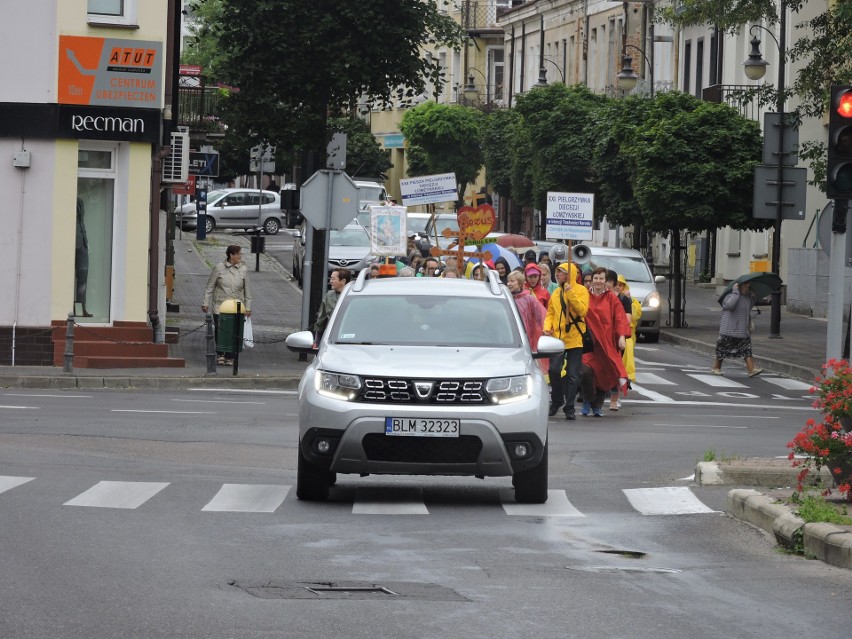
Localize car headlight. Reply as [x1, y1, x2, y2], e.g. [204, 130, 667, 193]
[644, 290, 661, 309]
[315, 370, 362, 400]
[486, 375, 532, 404]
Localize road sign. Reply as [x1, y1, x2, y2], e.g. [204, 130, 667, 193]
[545, 192, 594, 240]
[762, 113, 799, 166]
[189, 152, 219, 177]
[752, 165, 807, 220]
[299, 170, 359, 230]
[399, 173, 458, 206]
[327, 132, 347, 170]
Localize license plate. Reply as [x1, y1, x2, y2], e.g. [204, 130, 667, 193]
[385, 417, 460, 438]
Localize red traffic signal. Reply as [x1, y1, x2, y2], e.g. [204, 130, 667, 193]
[828, 86, 852, 200]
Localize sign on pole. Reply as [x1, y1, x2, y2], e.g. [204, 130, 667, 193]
[752, 166, 807, 220]
[370, 205, 407, 256]
[189, 151, 219, 177]
[545, 192, 594, 241]
[399, 173, 458, 206]
[299, 170, 360, 230]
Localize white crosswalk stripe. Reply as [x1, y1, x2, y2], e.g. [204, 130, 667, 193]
[63, 481, 170, 509]
[762, 377, 814, 391]
[202, 484, 291, 512]
[635, 372, 676, 385]
[622, 486, 718, 515]
[501, 489, 585, 517]
[0, 475, 34, 495]
[686, 373, 748, 388]
[4, 477, 718, 518]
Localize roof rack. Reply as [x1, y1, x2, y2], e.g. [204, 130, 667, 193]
[486, 269, 503, 295]
[352, 267, 369, 292]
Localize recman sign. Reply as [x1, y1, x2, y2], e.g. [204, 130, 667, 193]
[58, 35, 163, 109]
[546, 192, 594, 241]
[399, 173, 458, 206]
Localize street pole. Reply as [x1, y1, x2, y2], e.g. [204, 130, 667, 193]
[769, 3, 787, 339]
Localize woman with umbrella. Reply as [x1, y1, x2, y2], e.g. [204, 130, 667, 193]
[712, 280, 763, 377]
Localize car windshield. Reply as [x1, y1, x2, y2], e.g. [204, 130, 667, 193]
[331, 294, 520, 347]
[330, 227, 370, 247]
[407, 216, 431, 235]
[359, 185, 386, 203]
[207, 190, 228, 204]
[589, 255, 652, 283]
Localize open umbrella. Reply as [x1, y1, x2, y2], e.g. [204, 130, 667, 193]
[495, 233, 535, 249]
[465, 243, 521, 270]
[717, 272, 782, 306]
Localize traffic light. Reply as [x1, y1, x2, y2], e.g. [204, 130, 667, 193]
[827, 85, 852, 200]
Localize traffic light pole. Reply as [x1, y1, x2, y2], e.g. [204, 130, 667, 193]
[768, 5, 787, 339]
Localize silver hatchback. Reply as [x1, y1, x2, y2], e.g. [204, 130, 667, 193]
[285, 272, 564, 503]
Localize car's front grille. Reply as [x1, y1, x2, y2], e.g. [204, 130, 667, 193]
[359, 378, 488, 404]
[362, 434, 483, 463]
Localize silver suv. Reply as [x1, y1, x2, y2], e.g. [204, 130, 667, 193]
[285, 271, 565, 503]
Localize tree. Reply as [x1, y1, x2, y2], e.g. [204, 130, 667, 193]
[189, 0, 464, 153]
[399, 101, 484, 206]
[511, 84, 606, 210]
[481, 107, 521, 198]
[328, 116, 392, 179]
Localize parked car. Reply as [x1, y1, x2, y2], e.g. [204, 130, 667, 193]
[291, 221, 373, 287]
[585, 246, 664, 342]
[177, 188, 284, 235]
[285, 271, 565, 502]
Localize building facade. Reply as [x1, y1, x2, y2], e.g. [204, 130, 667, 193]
[0, 0, 176, 366]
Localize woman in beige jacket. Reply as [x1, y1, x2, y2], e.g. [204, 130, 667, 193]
[202, 244, 252, 365]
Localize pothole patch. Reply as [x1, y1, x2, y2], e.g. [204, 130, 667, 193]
[228, 580, 469, 601]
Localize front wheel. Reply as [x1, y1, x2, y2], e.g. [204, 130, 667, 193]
[263, 218, 281, 235]
[296, 446, 331, 501]
[513, 442, 548, 504]
[204, 216, 216, 234]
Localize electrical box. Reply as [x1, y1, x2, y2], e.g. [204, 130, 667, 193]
[13, 151, 31, 168]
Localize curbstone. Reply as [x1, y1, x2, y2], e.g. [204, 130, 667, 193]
[803, 522, 852, 569]
[772, 511, 805, 550]
[726, 489, 790, 533]
[695, 461, 724, 485]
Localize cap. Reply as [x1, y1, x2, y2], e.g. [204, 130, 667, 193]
[523, 249, 537, 262]
[617, 274, 627, 285]
[556, 262, 572, 274]
[524, 263, 541, 275]
[407, 233, 417, 239]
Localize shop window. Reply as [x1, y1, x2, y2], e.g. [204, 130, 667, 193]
[87, 0, 138, 27]
[75, 148, 116, 322]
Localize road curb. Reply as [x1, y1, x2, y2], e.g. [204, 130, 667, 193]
[726, 489, 852, 569]
[659, 331, 820, 383]
[695, 460, 833, 487]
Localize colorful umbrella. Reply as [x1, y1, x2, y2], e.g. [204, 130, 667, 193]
[717, 272, 782, 306]
[465, 243, 521, 270]
[495, 233, 535, 249]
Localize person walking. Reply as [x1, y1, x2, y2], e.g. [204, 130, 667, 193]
[580, 267, 631, 417]
[507, 271, 547, 371]
[313, 268, 352, 341]
[712, 281, 763, 377]
[543, 262, 589, 421]
[202, 244, 252, 366]
[524, 263, 550, 309]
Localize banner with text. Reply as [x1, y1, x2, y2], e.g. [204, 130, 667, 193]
[546, 192, 594, 241]
[399, 173, 458, 206]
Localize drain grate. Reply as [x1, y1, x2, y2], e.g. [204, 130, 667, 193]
[228, 580, 469, 601]
[566, 566, 682, 574]
[596, 550, 647, 559]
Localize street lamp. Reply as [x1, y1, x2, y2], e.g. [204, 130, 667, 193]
[742, 10, 787, 339]
[617, 44, 654, 96]
[535, 66, 548, 87]
[463, 67, 490, 104]
[541, 58, 565, 83]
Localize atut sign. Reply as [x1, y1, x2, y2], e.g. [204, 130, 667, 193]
[546, 192, 594, 241]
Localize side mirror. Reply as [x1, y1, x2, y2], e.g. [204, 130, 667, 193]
[654, 275, 666, 284]
[285, 330, 318, 355]
[534, 335, 566, 358]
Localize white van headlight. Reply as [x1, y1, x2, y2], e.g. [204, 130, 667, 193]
[644, 290, 661, 309]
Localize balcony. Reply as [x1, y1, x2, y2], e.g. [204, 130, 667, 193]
[177, 86, 225, 135]
[459, 1, 504, 33]
[702, 84, 766, 122]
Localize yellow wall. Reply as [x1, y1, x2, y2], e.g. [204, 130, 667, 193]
[52, 141, 80, 319]
[124, 143, 152, 320]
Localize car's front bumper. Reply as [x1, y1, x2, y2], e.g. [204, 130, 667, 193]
[297, 377, 549, 478]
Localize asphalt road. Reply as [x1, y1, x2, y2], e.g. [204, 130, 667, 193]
[1, 344, 850, 638]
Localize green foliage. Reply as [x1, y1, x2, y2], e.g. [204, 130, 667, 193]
[328, 116, 392, 178]
[703, 448, 717, 462]
[512, 84, 606, 210]
[481, 108, 521, 197]
[399, 102, 484, 201]
[791, 494, 852, 525]
[657, 0, 782, 34]
[188, 0, 464, 152]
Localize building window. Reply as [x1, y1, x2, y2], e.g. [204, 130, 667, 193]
[683, 41, 692, 94]
[490, 47, 504, 101]
[87, 0, 137, 27]
[76, 147, 116, 322]
[696, 38, 704, 98]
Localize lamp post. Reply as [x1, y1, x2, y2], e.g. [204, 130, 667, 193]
[539, 58, 565, 84]
[463, 67, 490, 105]
[742, 6, 787, 339]
[617, 44, 654, 96]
